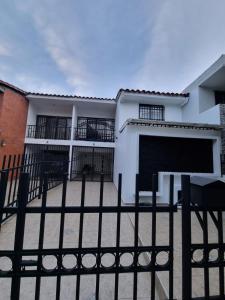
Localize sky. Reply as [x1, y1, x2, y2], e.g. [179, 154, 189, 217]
[0, 0, 225, 98]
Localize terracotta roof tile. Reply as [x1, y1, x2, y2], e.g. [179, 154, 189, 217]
[117, 88, 189, 99]
[28, 92, 115, 101]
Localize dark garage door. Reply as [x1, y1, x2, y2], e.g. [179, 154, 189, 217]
[139, 135, 214, 191]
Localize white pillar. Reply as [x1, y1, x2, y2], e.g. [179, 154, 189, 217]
[70, 104, 77, 141]
[68, 104, 77, 179]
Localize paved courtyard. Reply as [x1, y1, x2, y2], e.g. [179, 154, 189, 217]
[0, 180, 223, 299]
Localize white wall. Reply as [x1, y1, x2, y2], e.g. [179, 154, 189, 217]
[199, 87, 215, 113]
[116, 100, 183, 132]
[182, 88, 199, 122]
[197, 105, 221, 124]
[182, 86, 220, 124]
[165, 105, 182, 121]
[27, 101, 73, 126]
[76, 102, 116, 121]
[114, 124, 221, 204]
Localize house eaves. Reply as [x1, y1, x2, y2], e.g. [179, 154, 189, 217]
[119, 118, 222, 133]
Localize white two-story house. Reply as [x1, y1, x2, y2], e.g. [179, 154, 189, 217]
[24, 56, 225, 204]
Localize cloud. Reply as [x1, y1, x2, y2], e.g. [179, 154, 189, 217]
[14, 74, 71, 94]
[17, 0, 93, 96]
[135, 0, 225, 92]
[0, 43, 11, 56]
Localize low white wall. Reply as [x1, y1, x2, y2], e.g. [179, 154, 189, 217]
[198, 104, 221, 124]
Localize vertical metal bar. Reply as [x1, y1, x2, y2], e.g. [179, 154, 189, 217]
[7, 154, 12, 170]
[133, 174, 139, 300]
[203, 205, 209, 299]
[76, 174, 86, 300]
[38, 162, 44, 199]
[181, 175, 192, 300]
[1, 155, 6, 170]
[151, 173, 157, 300]
[0, 171, 9, 226]
[114, 173, 122, 300]
[169, 175, 174, 299]
[56, 173, 68, 300]
[35, 173, 48, 300]
[11, 172, 29, 300]
[95, 173, 104, 299]
[91, 147, 94, 181]
[218, 210, 224, 296]
[29, 153, 36, 201]
[12, 155, 21, 205]
[7, 154, 16, 207]
[33, 155, 39, 198]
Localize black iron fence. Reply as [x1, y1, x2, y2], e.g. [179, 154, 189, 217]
[1, 165, 225, 299]
[181, 175, 225, 299]
[0, 172, 176, 299]
[26, 125, 71, 140]
[74, 127, 115, 142]
[0, 153, 67, 224]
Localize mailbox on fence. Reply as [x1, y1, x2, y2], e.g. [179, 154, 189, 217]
[190, 176, 225, 208]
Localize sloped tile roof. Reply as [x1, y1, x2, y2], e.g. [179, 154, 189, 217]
[28, 92, 115, 101]
[0, 80, 27, 95]
[117, 88, 189, 99]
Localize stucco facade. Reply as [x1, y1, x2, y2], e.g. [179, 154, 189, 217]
[1, 55, 225, 204]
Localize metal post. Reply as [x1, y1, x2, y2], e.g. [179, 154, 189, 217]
[181, 175, 192, 300]
[0, 171, 9, 227]
[38, 162, 44, 199]
[11, 172, 29, 300]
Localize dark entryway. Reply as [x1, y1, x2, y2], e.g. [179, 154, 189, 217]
[71, 146, 114, 181]
[139, 135, 214, 191]
[35, 115, 72, 140]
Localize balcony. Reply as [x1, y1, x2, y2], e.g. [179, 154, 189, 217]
[74, 127, 115, 142]
[26, 125, 115, 142]
[26, 125, 71, 140]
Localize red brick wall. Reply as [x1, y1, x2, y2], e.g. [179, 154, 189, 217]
[0, 89, 28, 158]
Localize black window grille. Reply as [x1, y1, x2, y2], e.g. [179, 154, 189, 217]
[139, 104, 164, 121]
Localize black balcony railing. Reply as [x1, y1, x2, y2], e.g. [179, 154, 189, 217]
[74, 127, 115, 142]
[27, 125, 115, 142]
[26, 125, 71, 140]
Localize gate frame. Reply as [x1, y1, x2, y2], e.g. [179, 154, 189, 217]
[181, 174, 225, 299]
[0, 172, 176, 299]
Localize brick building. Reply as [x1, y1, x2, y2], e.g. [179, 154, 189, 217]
[0, 80, 28, 158]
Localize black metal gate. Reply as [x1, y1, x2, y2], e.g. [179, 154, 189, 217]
[0, 172, 176, 299]
[71, 146, 114, 182]
[181, 175, 225, 299]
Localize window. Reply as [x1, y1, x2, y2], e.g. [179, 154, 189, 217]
[215, 91, 225, 105]
[139, 104, 164, 121]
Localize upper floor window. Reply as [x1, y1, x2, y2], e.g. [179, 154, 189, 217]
[215, 91, 225, 105]
[139, 104, 164, 121]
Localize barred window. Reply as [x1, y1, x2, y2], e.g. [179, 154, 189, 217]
[139, 104, 164, 120]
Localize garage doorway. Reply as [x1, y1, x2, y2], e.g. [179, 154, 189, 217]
[139, 135, 214, 191]
[71, 146, 114, 181]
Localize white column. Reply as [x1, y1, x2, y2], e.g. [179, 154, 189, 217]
[68, 104, 77, 179]
[70, 104, 77, 141]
